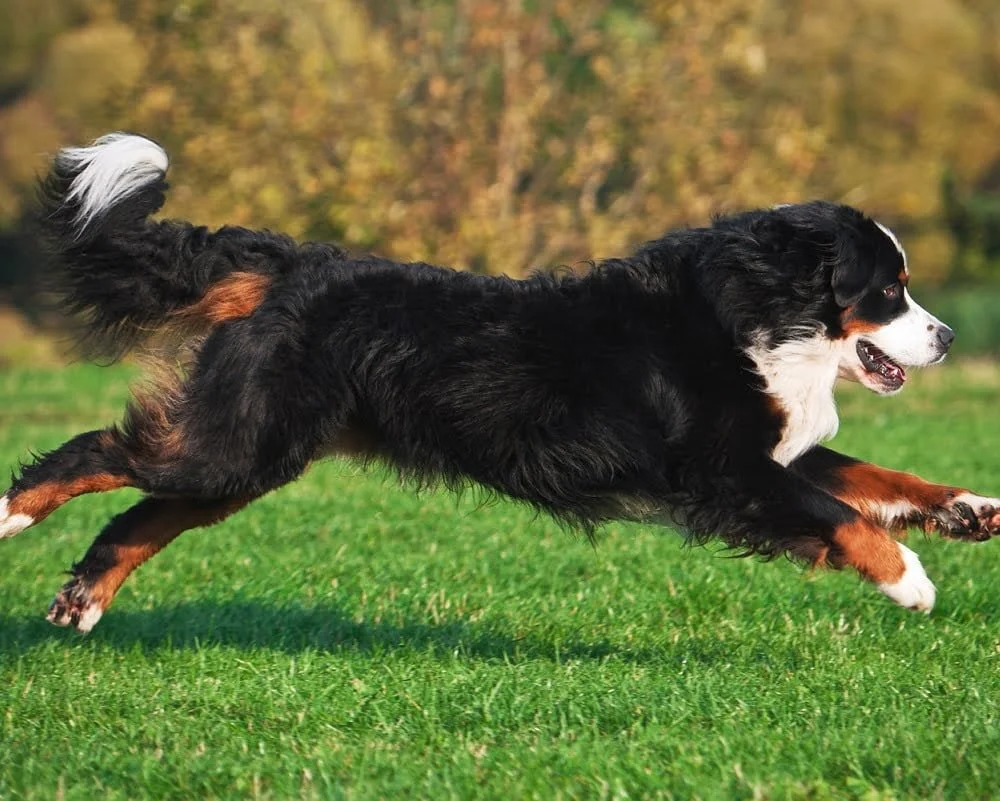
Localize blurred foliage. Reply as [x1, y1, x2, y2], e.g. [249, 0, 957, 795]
[926, 285, 1000, 355]
[942, 166, 1000, 283]
[2, 0, 1000, 282]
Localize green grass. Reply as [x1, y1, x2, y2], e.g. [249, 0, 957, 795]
[2, 363, 1000, 800]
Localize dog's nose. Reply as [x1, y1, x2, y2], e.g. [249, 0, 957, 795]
[936, 325, 955, 351]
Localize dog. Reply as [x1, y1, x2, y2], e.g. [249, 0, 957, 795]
[2, 132, 998, 633]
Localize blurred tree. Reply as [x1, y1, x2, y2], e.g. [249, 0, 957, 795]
[1, 0, 999, 285]
[942, 166, 1000, 282]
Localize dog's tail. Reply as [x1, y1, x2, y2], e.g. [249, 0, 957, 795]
[37, 132, 293, 360]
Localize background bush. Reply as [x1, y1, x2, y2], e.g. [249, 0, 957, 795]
[2, 0, 1000, 334]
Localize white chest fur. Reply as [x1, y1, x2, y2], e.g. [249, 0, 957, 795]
[746, 334, 841, 466]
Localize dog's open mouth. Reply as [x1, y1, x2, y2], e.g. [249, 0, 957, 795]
[857, 340, 906, 390]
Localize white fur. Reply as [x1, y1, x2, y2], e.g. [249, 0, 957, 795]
[875, 221, 907, 269]
[868, 499, 921, 529]
[746, 332, 842, 465]
[46, 598, 104, 633]
[74, 605, 104, 634]
[876, 542, 936, 613]
[949, 492, 1000, 530]
[951, 492, 1000, 514]
[834, 222, 947, 394]
[864, 289, 948, 368]
[58, 133, 168, 231]
[864, 495, 999, 531]
[0, 496, 34, 539]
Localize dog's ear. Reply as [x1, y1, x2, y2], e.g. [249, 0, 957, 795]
[830, 247, 874, 308]
[767, 202, 875, 307]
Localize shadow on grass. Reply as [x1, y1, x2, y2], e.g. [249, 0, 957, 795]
[0, 598, 946, 667]
[0, 599, 667, 664]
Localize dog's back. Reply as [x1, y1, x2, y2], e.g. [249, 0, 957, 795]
[6, 131, 989, 633]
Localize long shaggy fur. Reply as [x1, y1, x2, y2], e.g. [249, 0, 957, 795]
[21, 132, 959, 590]
[36, 132, 343, 360]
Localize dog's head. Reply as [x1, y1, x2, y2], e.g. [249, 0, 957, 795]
[831, 215, 953, 395]
[727, 202, 954, 396]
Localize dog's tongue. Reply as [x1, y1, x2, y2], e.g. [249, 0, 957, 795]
[859, 341, 906, 386]
[873, 350, 904, 383]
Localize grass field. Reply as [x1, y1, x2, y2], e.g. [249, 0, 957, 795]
[2, 362, 1000, 800]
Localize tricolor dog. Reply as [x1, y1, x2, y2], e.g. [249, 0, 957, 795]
[3, 133, 998, 632]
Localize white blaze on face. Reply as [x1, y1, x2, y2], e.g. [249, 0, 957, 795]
[838, 220, 951, 393]
[865, 289, 949, 368]
[868, 222, 945, 367]
[875, 221, 908, 271]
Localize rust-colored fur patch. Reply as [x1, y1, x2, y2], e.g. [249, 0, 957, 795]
[834, 461, 957, 528]
[86, 498, 247, 609]
[830, 518, 905, 583]
[123, 355, 193, 468]
[128, 386, 187, 463]
[179, 272, 271, 324]
[838, 313, 882, 338]
[9, 473, 130, 522]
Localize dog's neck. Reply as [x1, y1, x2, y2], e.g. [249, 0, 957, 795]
[746, 332, 841, 466]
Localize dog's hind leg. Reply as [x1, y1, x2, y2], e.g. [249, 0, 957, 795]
[40, 363, 322, 631]
[46, 495, 251, 632]
[42, 403, 313, 632]
[1, 429, 138, 539]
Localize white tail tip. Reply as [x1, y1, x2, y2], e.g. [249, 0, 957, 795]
[57, 133, 168, 230]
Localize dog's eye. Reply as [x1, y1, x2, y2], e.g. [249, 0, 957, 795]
[882, 283, 900, 299]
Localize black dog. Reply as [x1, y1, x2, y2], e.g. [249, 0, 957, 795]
[3, 133, 998, 632]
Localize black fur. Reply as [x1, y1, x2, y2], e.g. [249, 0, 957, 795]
[36, 151, 343, 361]
[22, 139, 931, 572]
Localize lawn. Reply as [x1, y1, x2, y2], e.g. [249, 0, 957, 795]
[2, 362, 1000, 800]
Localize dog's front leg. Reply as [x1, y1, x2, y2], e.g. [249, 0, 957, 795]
[669, 457, 936, 611]
[791, 446, 1000, 541]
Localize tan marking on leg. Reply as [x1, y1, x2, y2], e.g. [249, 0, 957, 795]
[0, 495, 35, 538]
[831, 518, 905, 584]
[833, 461, 958, 529]
[89, 498, 246, 608]
[8, 473, 130, 524]
[50, 498, 249, 631]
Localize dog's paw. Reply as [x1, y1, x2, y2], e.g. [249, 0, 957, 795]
[928, 493, 1000, 541]
[47, 577, 104, 633]
[876, 543, 936, 613]
[0, 494, 34, 539]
